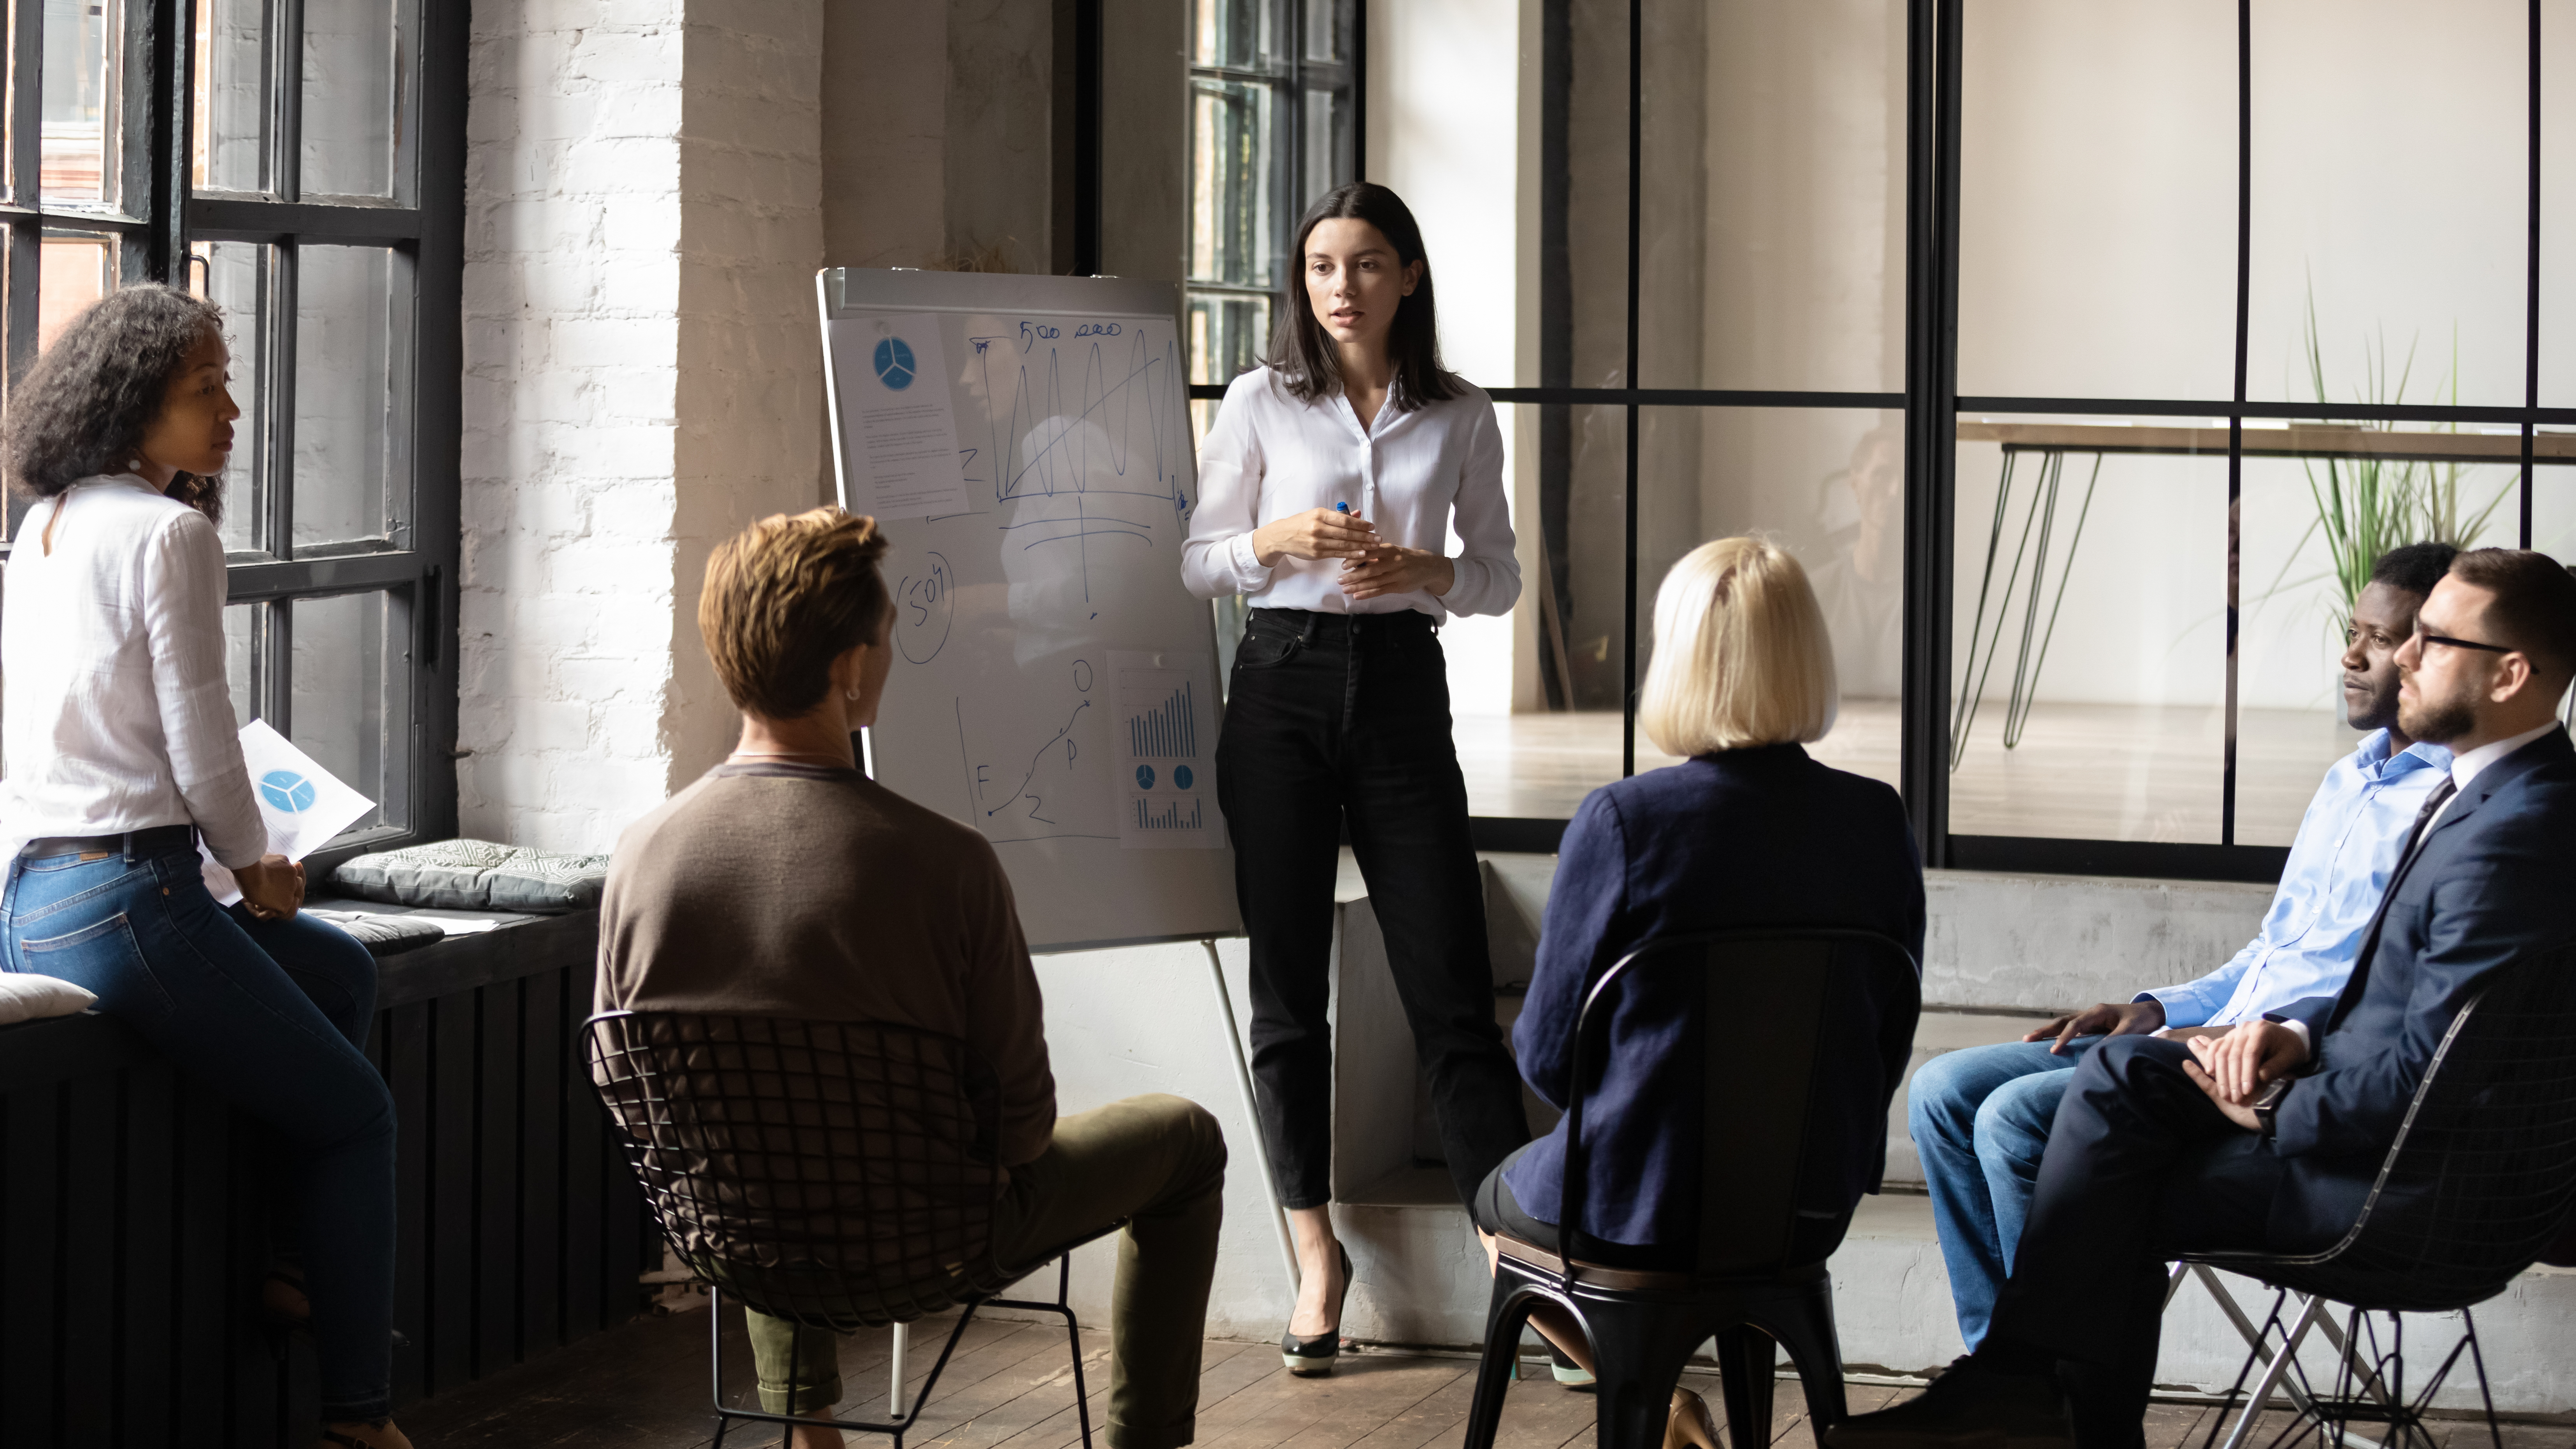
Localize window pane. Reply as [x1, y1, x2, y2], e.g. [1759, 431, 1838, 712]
[300, 0, 398, 198]
[293, 245, 397, 548]
[290, 591, 393, 832]
[1630, 407, 1904, 791]
[40, 0, 119, 208]
[1302, 0, 1348, 63]
[2244, 1, 2527, 410]
[1299, 85, 1347, 218]
[1189, 78, 1280, 289]
[1949, 416, 2228, 842]
[1461, 403, 1628, 819]
[1956, 0, 2237, 402]
[2540, 14, 2576, 409]
[37, 230, 113, 353]
[2237, 431, 2518, 846]
[1192, 0, 1285, 70]
[192, 240, 270, 554]
[1639, 0, 1905, 394]
[192, 0, 270, 193]
[224, 602, 260, 726]
[1186, 291, 1270, 436]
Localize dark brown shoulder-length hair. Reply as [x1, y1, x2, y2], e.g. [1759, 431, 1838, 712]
[2, 284, 230, 524]
[1264, 182, 1462, 413]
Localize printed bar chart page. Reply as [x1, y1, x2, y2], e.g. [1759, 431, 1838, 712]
[1112, 650, 1221, 849]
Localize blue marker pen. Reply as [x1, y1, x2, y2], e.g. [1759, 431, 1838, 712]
[1336, 502, 1351, 514]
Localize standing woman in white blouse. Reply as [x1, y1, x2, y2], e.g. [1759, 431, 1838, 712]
[0, 286, 412, 1449]
[1184, 182, 1528, 1375]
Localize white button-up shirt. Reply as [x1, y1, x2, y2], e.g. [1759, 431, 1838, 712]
[0, 474, 267, 867]
[1181, 366, 1520, 620]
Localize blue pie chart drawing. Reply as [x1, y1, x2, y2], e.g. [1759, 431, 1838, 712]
[259, 769, 318, 813]
[1173, 765, 1194, 789]
[1135, 765, 1156, 790]
[872, 337, 917, 391]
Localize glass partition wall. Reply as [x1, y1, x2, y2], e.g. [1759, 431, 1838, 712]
[1186, 0, 2572, 882]
[2, 0, 466, 863]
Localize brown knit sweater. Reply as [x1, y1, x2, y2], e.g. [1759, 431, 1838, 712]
[595, 761, 1058, 1170]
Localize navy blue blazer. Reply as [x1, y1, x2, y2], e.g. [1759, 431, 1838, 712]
[2269, 727, 2576, 1246]
[1503, 744, 1925, 1249]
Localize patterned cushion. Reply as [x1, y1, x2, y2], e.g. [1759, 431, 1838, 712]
[330, 839, 609, 914]
[304, 909, 449, 958]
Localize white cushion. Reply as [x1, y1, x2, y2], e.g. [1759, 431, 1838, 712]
[0, 972, 99, 1026]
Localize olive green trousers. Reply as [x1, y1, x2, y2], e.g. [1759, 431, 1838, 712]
[731, 1093, 1228, 1449]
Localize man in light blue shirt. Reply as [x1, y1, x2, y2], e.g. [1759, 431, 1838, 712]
[1908, 543, 2458, 1350]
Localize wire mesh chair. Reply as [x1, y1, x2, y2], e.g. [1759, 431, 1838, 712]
[2181, 942, 2576, 1449]
[1461, 928, 1922, 1449]
[584, 1010, 1118, 1448]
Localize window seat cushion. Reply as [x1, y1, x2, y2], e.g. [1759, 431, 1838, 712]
[0, 972, 99, 1026]
[330, 838, 611, 914]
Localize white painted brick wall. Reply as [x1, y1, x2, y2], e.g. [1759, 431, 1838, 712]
[459, 1, 824, 852]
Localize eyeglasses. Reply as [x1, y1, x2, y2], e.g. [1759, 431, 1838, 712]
[2419, 632, 2515, 656]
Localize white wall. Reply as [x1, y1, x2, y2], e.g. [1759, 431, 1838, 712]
[460, 2, 825, 852]
[1367, 0, 1521, 717]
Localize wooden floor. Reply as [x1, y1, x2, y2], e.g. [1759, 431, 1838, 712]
[390, 1307, 2571, 1448]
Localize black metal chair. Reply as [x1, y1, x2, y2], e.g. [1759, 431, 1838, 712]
[1460, 928, 1923, 1449]
[2182, 942, 2576, 1449]
[584, 1010, 1120, 1448]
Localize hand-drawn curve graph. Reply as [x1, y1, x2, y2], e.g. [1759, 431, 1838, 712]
[956, 657, 1114, 843]
[960, 324, 1192, 606]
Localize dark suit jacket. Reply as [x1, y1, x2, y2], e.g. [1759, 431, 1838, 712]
[2268, 726, 2576, 1245]
[1503, 744, 1925, 1249]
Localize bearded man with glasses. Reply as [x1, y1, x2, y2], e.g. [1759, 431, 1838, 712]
[1834, 548, 2576, 1449]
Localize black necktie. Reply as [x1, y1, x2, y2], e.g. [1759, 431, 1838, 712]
[2395, 775, 2460, 875]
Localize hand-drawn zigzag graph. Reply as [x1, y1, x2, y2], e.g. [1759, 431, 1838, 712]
[963, 325, 1191, 603]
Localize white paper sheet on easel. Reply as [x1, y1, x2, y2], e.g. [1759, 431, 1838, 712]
[199, 720, 376, 905]
[828, 315, 971, 521]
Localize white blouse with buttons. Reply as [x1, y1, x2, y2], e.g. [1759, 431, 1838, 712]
[1181, 365, 1521, 620]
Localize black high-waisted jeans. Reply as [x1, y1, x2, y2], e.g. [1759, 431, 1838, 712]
[1215, 606, 1530, 1210]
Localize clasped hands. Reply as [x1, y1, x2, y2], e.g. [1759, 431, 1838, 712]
[1250, 507, 1455, 600]
[2022, 997, 2306, 1132]
[234, 854, 307, 922]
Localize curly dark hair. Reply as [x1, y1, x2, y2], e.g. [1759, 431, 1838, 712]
[2, 283, 230, 523]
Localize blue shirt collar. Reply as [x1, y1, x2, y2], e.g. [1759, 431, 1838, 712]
[2353, 726, 2451, 777]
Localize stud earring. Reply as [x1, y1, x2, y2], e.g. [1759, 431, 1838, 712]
[846, 686, 862, 700]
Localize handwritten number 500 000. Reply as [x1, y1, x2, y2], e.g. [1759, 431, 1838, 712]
[1020, 320, 1121, 350]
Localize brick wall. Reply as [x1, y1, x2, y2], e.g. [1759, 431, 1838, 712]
[458, 2, 823, 851]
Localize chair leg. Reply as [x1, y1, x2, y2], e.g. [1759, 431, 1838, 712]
[709, 1283, 733, 1449]
[2209, 1293, 2325, 1449]
[1462, 1279, 1550, 1449]
[1774, 1284, 1852, 1435]
[1581, 1298, 1720, 1449]
[1714, 1326, 1777, 1449]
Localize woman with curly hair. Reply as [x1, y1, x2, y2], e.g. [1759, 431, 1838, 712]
[0, 284, 410, 1449]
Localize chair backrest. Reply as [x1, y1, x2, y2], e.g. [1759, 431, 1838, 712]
[1556, 928, 1921, 1280]
[582, 1009, 1007, 1328]
[2289, 940, 2576, 1307]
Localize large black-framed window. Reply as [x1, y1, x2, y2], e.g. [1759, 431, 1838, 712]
[1184, 1, 2572, 885]
[1185, 0, 1362, 410]
[2, 0, 464, 863]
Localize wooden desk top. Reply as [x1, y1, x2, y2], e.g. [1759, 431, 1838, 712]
[1957, 420, 2576, 465]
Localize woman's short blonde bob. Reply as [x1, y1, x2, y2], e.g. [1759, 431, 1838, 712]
[1637, 537, 1838, 758]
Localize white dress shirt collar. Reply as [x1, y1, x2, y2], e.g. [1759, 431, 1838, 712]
[2444, 719, 2562, 796]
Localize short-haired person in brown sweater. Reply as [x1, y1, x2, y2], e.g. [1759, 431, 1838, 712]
[597, 507, 1228, 1449]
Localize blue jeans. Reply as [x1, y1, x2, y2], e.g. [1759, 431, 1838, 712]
[1906, 1037, 2099, 1350]
[2, 843, 396, 1422]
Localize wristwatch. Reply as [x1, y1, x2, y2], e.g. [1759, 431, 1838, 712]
[2251, 1077, 2291, 1142]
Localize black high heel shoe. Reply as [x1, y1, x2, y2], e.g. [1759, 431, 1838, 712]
[1280, 1243, 1353, 1377]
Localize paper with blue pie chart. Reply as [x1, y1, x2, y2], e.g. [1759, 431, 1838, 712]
[1112, 650, 1221, 849]
[825, 315, 970, 521]
[196, 719, 378, 905]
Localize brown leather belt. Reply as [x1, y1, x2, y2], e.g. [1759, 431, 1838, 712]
[19, 824, 199, 860]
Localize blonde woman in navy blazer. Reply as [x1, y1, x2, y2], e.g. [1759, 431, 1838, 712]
[1477, 538, 1925, 1446]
